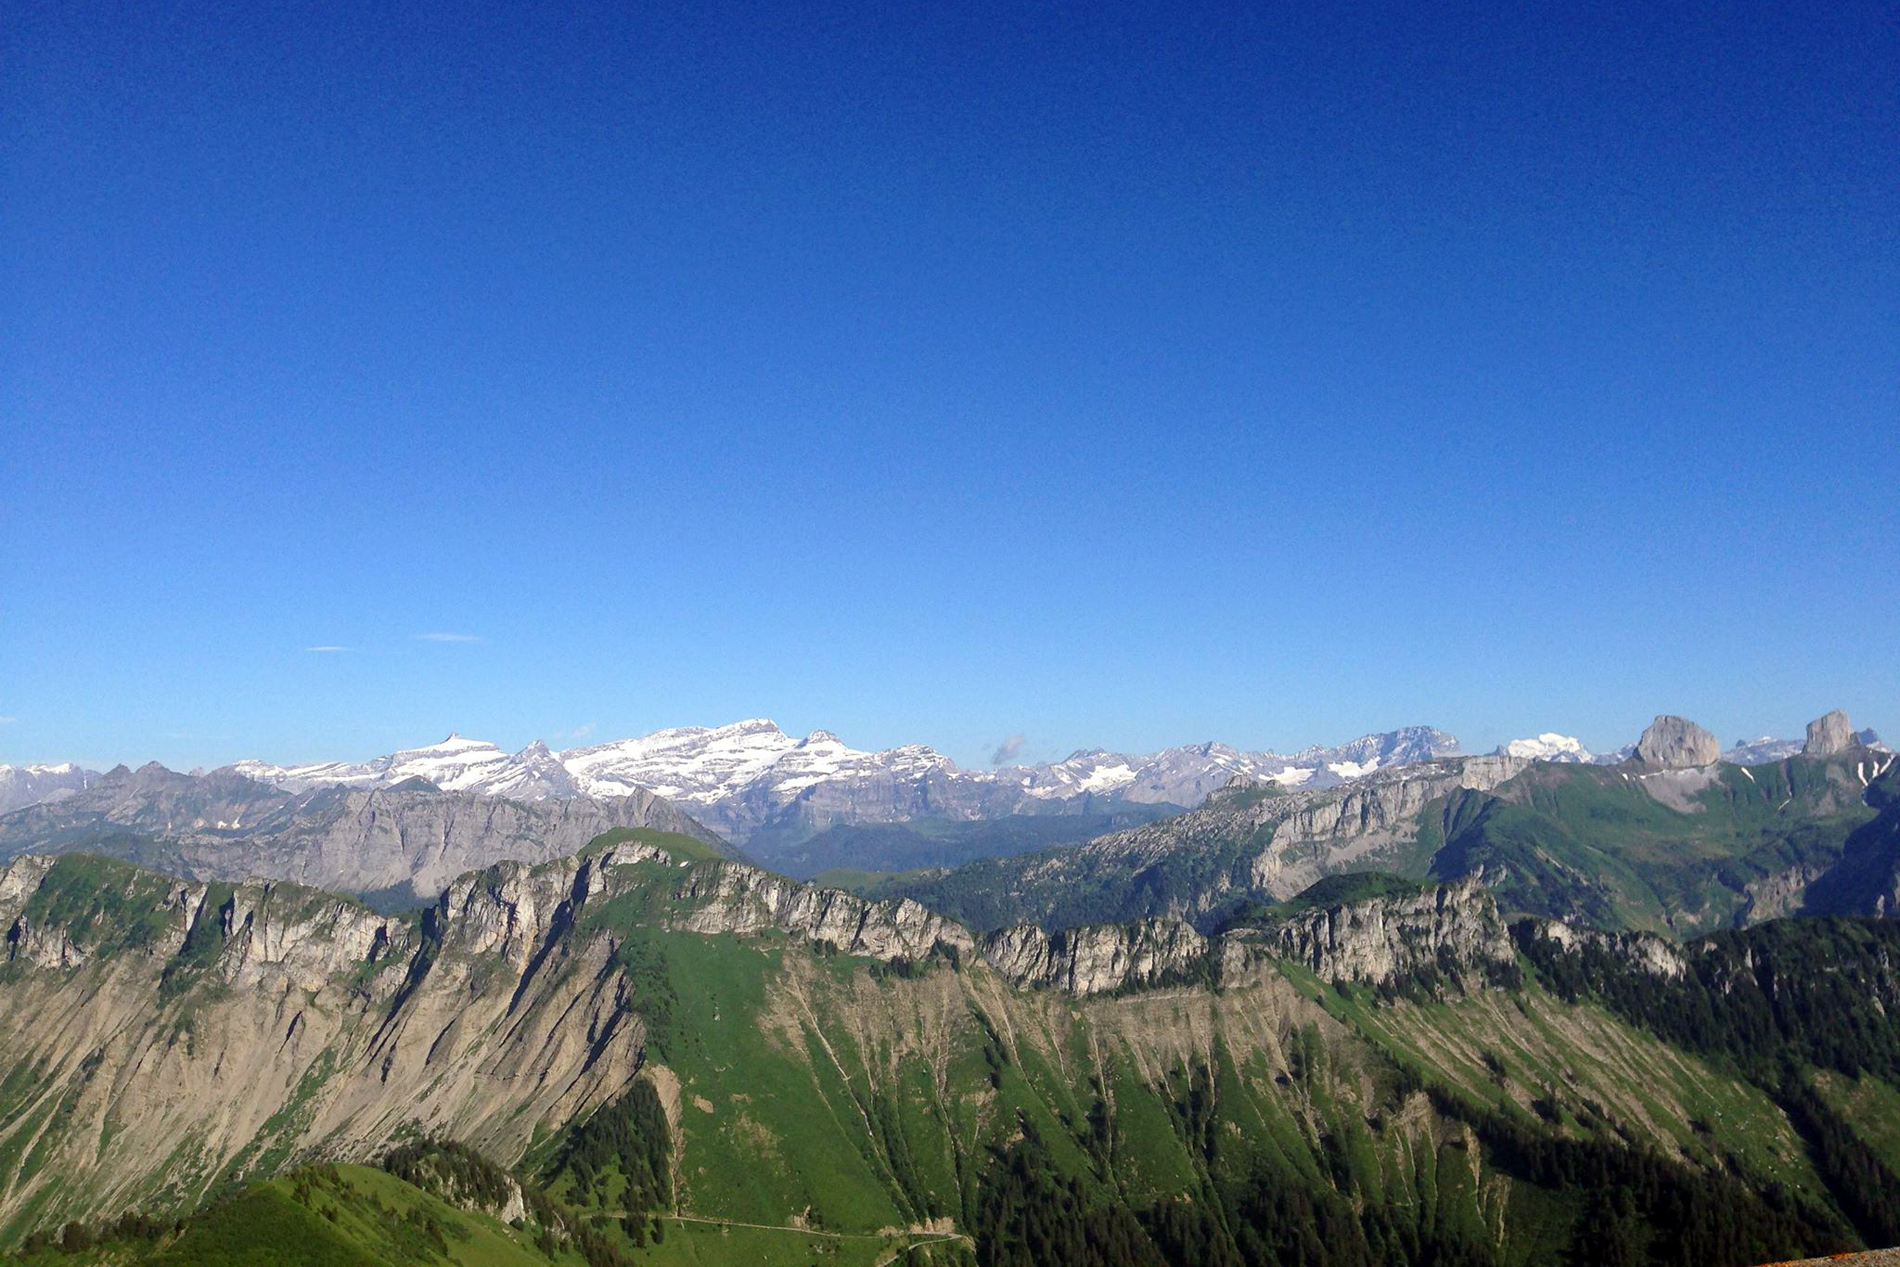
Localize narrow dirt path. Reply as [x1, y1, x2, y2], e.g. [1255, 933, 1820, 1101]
[610, 1210, 973, 1257]
[873, 1232, 973, 1265]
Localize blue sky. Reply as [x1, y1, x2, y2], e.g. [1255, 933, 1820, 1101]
[3, 0, 1895, 770]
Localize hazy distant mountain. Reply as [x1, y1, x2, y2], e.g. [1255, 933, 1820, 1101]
[0, 763, 97, 815]
[0, 761, 725, 902]
[230, 733, 585, 801]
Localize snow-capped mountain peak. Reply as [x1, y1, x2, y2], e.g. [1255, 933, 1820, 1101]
[1495, 734, 1593, 762]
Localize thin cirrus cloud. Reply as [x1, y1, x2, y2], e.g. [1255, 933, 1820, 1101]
[415, 632, 482, 643]
[304, 645, 355, 653]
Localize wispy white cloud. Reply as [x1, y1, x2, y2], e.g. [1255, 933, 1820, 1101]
[0, 716, 16, 725]
[416, 632, 482, 643]
[305, 645, 355, 653]
[566, 723, 596, 740]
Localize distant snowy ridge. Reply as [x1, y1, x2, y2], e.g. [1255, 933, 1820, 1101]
[225, 721, 1464, 846]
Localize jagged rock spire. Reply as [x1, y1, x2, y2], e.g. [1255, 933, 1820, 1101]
[1803, 710, 1856, 756]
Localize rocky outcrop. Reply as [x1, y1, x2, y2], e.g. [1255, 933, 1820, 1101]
[889, 754, 1539, 934]
[1634, 716, 1721, 769]
[1235, 879, 1516, 986]
[216, 884, 407, 991]
[1804, 710, 1858, 757]
[5, 916, 89, 969]
[981, 919, 1208, 995]
[670, 859, 976, 960]
[1526, 919, 1689, 979]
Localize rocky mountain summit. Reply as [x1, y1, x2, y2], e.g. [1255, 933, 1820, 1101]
[1634, 715, 1723, 768]
[1806, 709, 1859, 756]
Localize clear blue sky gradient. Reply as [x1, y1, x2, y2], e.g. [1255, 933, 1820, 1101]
[4, 1, 1895, 770]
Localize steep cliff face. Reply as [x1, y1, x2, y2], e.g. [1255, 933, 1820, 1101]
[1250, 756, 1529, 892]
[669, 861, 977, 959]
[0, 844, 1030, 1237]
[1528, 917, 1690, 978]
[1233, 878, 1516, 987]
[0, 856, 646, 1238]
[1805, 710, 1859, 757]
[981, 918, 1208, 995]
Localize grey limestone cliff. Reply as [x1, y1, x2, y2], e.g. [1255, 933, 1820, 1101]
[981, 919, 1208, 995]
[1232, 878, 1518, 987]
[1634, 716, 1722, 769]
[1805, 710, 1858, 757]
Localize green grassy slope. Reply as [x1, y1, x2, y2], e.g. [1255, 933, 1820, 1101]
[1426, 758, 1885, 933]
[583, 827, 730, 865]
[10, 1164, 555, 1267]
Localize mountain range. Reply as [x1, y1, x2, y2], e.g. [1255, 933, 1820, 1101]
[2, 708, 1899, 1265]
[860, 712, 1900, 937]
[2, 713, 1889, 907]
[11, 715, 1877, 862]
[222, 720, 1465, 850]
